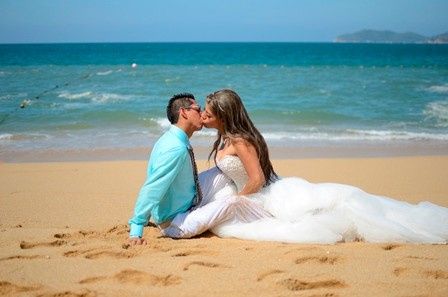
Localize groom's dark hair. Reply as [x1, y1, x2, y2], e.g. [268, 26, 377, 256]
[166, 93, 196, 124]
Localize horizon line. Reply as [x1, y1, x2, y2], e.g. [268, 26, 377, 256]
[0, 40, 335, 45]
[2, 41, 447, 46]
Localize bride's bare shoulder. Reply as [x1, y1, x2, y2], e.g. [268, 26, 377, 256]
[229, 137, 259, 159]
[229, 137, 252, 147]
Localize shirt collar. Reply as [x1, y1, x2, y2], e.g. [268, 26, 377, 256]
[169, 125, 190, 146]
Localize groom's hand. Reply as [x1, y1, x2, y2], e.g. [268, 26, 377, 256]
[129, 237, 147, 245]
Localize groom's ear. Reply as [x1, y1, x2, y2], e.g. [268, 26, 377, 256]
[179, 108, 188, 120]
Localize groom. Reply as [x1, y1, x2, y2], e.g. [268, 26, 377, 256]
[129, 93, 270, 244]
[128, 93, 203, 245]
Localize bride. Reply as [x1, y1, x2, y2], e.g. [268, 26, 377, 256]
[197, 89, 448, 244]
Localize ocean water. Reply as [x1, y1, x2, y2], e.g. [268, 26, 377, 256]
[1, 43, 448, 160]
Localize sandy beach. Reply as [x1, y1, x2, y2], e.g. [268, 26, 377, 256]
[1, 156, 447, 297]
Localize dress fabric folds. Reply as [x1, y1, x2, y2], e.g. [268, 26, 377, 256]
[198, 156, 448, 244]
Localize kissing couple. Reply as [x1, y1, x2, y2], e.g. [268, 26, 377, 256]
[128, 90, 448, 245]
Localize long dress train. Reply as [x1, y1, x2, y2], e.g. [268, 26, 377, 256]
[198, 155, 448, 244]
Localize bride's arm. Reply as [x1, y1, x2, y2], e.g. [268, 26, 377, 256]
[232, 138, 265, 195]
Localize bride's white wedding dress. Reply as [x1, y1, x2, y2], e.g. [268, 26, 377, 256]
[199, 155, 448, 244]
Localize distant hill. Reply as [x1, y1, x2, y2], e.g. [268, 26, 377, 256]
[335, 29, 448, 44]
[427, 32, 448, 44]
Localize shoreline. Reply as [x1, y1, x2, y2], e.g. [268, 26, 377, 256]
[2, 141, 448, 163]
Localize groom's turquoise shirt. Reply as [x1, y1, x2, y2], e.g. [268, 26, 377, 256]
[129, 125, 196, 238]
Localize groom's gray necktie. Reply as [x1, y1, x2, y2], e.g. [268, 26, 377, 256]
[187, 146, 203, 209]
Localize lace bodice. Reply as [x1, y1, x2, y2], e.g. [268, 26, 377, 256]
[217, 155, 248, 192]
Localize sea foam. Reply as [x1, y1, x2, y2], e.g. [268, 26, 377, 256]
[262, 129, 448, 142]
[0, 133, 14, 141]
[0, 133, 52, 142]
[58, 91, 130, 103]
[96, 70, 113, 76]
[428, 84, 448, 94]
[90, 93, 131, 103]
[153, 117, 171, 130]
[58, 91, 92, 100]
[423, 100, 448, 127]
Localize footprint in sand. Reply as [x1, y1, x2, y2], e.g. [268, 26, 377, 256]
[278, 278, 346, 291]
[256, 270, 285, 282]
[63, 248, 99, 258]
[77, 230, 100, 238]
[295, 256, 340, 265]
[73, 225, 129, 240]
[79, 269, 181, 287]
[106, 224, 130, 236]
[171, 250, 216, 257]
[381, 244, 401, 251]
[63, 248, 136, 259]
[20, 240, 67, 249]
[406, 255, 436, 260]
[423, 270, 448, 280]
[0, 255, 47, 262]
[114, 270, 181, 286]
[78, 276, 110, 284]
[35, 288, 97, 297]
[53, 233, 71, 239]
[392, 267, 408, 277]
[84, 250, 135, 260]
[0, 281, 41, 295]
[183, 261, 230, 271]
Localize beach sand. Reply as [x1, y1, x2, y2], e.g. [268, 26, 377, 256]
[1, 156, 447, 296]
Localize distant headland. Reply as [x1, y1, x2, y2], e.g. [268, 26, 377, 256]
[335, 29, 448, 44]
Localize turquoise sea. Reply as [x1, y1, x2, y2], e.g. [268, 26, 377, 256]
[1, 43, 448, 160]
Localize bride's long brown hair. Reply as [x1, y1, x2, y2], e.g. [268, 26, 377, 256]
[206, 89, 278, 185]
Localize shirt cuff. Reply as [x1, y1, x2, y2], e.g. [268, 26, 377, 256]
[129, 223, 144, 238]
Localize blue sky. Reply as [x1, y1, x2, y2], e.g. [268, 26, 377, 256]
[0, 0, 447, 43]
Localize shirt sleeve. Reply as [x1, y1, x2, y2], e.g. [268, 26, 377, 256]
[128, 147, 188, 238]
